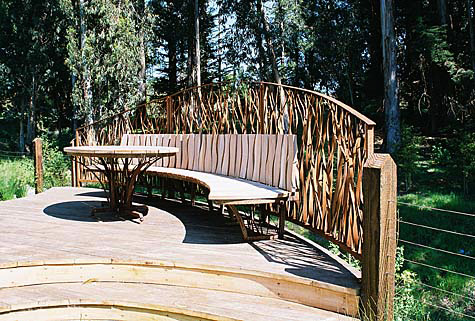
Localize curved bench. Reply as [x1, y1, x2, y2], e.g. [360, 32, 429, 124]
[147, 167, 289, 203]
[121, 133, 298, 240]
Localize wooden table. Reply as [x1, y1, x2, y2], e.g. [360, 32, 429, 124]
[64, 145, 178, 222]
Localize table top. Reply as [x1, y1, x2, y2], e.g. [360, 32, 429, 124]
[64, 145, 179, 158]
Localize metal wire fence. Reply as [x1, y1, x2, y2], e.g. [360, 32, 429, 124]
[396, 201, 475, 320]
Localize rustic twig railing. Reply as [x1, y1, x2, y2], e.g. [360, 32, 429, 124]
[72, 81, 398, 320]
[73, 81, 376, 258]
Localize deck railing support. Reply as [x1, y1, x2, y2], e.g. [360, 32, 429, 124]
[361, 153, 397, 321]
[166, 96, 173, 133]
[32, 138, 43, 194]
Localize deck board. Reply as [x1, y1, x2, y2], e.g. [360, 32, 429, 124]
[0, 187, 360, 320]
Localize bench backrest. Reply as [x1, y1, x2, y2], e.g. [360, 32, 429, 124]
[121, 134, 298, 192]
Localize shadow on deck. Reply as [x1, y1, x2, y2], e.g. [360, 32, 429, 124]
[0, 187, 361, 320]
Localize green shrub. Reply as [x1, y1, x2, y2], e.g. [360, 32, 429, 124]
[41, 137, 71, 188]
[395, 125, 423, 191]
[460, 132, 475, 195]
[0, 157, 34, 200]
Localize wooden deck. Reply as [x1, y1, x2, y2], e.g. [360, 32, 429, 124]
[0, 187, 360, 320]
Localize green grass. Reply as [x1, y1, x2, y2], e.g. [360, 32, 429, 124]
[396, 192, 475, 321]
[0, 138, 71, 201]
[0, 157, 34, 200]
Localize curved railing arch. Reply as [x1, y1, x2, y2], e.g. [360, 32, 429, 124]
[73, 81, 375, 258]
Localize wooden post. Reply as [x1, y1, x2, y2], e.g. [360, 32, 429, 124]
[367, 125, 375, 156]
[361, 153, 397, 321]
[70, 139, 77, 187]
[278, 202, 286, 239]
[32, 138, 43, 194]
[166, 96, 173, 133]
[75, 130, 81, 187]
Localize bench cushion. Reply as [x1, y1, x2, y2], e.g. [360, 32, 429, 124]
[146, 167, 289, 203]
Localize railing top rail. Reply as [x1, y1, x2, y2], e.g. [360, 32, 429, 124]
[253, 81, 376, 126]
[76, 80, 376, 132]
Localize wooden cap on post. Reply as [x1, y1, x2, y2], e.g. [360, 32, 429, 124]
[32, 138, 44, 194]
[361, 153, 397, 321]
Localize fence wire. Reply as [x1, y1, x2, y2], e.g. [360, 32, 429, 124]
[396, 201, 475, 319]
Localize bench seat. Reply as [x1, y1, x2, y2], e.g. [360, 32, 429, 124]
[145, 166, 289, 204]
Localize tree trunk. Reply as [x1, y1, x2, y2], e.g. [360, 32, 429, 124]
[194, 0, 201, 87]
[168, 37, 177, 92]
[187, 35, 193, 87]
[138, 0, 146, 101]
[26, 73, 36, 145]
[166, 1, 177, 92]
[255, 0, 266, 80]
[71, 73, 78, 132]
[437, 0, 447, 25]
[362, 0, 383, 104]
[79, 0, 92, 124]
[381, 0, 400, 154]
[19, 103, 25, 153]
[468, 0, 475, 76]
[258, 0, 281, 86]
[258, 0, 288, 133]
[217, 4, 223, 83]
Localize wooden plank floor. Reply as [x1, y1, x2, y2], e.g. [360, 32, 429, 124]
[0, 187, 361, 320]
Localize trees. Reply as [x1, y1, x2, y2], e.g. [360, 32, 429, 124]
[381, 0, 400, 153]
[62, 0, 147, 122]
[0, 0, 473, 163]
[0, 0, 70, 151]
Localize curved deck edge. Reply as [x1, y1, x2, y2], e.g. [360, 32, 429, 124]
[0, 258, 359, 316]
[0, 299, 239, 321]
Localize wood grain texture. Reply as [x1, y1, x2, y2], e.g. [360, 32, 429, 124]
[33, 138, 43, 194]
[266, 135, 276, 186]
[0, 187, 361, 320]
[240, 135, 248, 179]
[74, 82, 378, 258]
[216, 135, 225, 175]
[187, 134, 195, 170]
[246, 135, 255, 181]
[362, 154, 397, 321]
[259, 135, 268, 184]
[221, 134, 230, 176]
[193, 135, 201, 171]
[229, 134, 237, 177]
[278, 135, 288, 190]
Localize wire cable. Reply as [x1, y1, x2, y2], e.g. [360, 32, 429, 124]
[398, 220, 475, 239]
[404, 258, 475, 280]
[399, 239, 475, 261]
[398, 201, 475, 218]
[413, 280, 475, 302]
[390, 272, 475, 303]
[413, 298, 475, 320]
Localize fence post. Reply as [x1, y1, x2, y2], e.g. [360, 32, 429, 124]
[32, 138, 43, 194]
[70, 139, 76, 187]
[75, 130, 81, 187]
[361, 153, 397, 321]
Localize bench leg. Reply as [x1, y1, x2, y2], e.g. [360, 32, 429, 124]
[191, 184, 196, 206]
[180, 182, 186, 203]
[160, 178, 166, 200]
[226, 205, 248, 241]
[167, 179, 175, 199]
[208, 200, 214, 213]
[278, 202, 286, 239]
